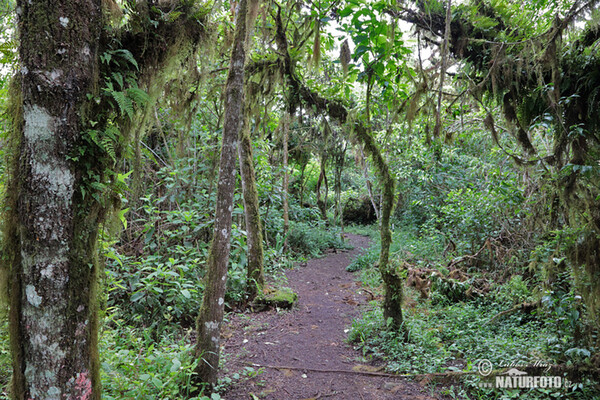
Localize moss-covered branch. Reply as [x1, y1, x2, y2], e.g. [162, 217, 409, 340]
[273, 5, 403, 330]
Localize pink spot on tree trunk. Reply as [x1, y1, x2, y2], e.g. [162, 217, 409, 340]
[74, 372, 93, 400]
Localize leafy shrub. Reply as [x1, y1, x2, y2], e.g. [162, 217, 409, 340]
[494, 274, 533, 305]
[346, 244, 378, 272]
[430, 273, 474, 305]
[100, 323, 207, 399]
[106, 253, 204, 331]
[287, 221, 347, 257]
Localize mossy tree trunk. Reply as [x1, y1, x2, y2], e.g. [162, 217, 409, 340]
[354, 125, 402, 330]
[238, 108, 265, 301]
[316, 152, 329, 222]
[8, 1, 103, 398]
[282, 113, 291, 251]
[2, 2, 208, 399]
[333, 143, 347, 235]
[195, 0, 258, 389]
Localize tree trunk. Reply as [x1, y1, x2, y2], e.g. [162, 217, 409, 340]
[238, 109, 265, 301]
[299, 162, 307, 206]
[7, 1, 103, 398]
[316, 153, 329, 223]
[195, 0, 257, 389]
[282, 113, 290, 251]
[359, 146, 380, 220]
[333, 144, 347, 235]
[354, 126, 402, 331]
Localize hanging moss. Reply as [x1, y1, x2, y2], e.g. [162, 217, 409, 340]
[394, 0, 600, 338]
[272, 6, 403, 332]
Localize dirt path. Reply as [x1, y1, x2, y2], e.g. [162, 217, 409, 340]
[221, 234, 442, 400]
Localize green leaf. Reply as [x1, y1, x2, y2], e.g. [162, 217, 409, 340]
[131, 291, 145, 302]
[127, 87, 150, 107]
[110, 90, 134, 119]
[354, 44, 369, 61]
[112, 72, 124, 89]
[115, 49, 139, 70]
[170, 358, 182, 372]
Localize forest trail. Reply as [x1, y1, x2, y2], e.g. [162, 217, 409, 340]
[221, 234, 442, 400]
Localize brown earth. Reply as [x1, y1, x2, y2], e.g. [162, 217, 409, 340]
[220, 234, 446, 400]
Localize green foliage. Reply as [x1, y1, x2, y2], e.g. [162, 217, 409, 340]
[106, 251, 205, 330]
[494, 275, 533, 306]
[287, 221, 348, 257]
[430, 273, 475, 305]
[348, 297, 598, 399]
[348, 220, 598, 399]
[346, 244, 378, 272]
[100, 322, 206, 399]
[0, 317, 9, 400]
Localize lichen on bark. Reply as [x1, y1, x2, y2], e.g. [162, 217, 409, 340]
[238, 107, 265, 301]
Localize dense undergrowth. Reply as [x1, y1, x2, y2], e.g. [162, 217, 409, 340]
[1, 1, 599, 397]
[345, 129, 600, 399]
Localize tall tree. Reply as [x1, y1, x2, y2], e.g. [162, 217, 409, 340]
[238, 103, 265, 301]
[281, 112, 291, 250]
[195, 0, 259, 389]
[2, 2, 208, 398]
[8, 2, 103, 397]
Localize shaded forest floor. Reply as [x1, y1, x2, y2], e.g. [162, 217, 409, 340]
[220, 234, 445, 399]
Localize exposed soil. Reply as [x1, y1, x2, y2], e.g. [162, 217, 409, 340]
[221, 234, 445, 400]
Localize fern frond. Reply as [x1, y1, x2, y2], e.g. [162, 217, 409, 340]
[101, 135, 117, 162]
[126, 87, 150, 108]
[110, 90, 134, 119]
[115, 49, 139, 70]
[112, 72, 124, 90]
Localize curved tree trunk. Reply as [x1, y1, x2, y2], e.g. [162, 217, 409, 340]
[272, 6, 403, 332]
[195, 0, 258, 389]
[239, 108, 265, 301]
[7, 1, 104, 398]
[354, 125, 402, 330]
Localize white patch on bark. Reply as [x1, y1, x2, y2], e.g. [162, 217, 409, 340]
[47, 386, 61, 398]
[26, 285, 42, 307]
[31, 333, 48, 346]
[221, 229, 228, 238]
[204, 321, 219, 331]
[23, 105, 75, 240]
[44, 69, 62, 82]
[218, 298, 224, 306]
[24, 105, 53, 141]
[30, 162, 74, 204]
[59, 17, 69, 27]
[222, 275, 226, 281]
[40, 264, 54, 278]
